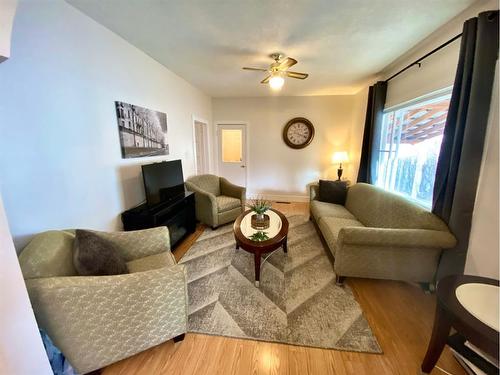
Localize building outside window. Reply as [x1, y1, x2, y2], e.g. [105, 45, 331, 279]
[374, 91, 452, 208]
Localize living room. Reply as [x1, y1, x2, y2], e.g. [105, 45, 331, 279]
[0, 0, 499, 374]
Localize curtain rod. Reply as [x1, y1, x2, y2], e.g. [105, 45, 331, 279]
[385, 33, 462, 83]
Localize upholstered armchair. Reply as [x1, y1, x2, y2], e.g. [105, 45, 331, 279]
[185, 174, 246, 228]
[18, 227, 187, 375]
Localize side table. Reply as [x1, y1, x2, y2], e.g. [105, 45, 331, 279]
[421, 275, 499, 374]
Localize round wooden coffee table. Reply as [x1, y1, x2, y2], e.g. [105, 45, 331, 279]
[233, 208, 289, 287]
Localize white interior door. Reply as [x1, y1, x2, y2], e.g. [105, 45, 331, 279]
[217, 124, 247, 187]
[193, 119, 209, 175]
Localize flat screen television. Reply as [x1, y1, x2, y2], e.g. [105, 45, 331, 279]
[142, 160, 185, 207]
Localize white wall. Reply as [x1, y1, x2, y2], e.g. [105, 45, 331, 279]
[380, 0, 499, 278]
[0, 0, 17, 62]
[381, 0, 498, 108]
[0, 194, 52, 375]
[465, 62, 499, 280]
[213, 95, 362, 199]
[0, 0, 212, 250]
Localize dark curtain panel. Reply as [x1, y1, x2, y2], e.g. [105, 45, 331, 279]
[357, 81, 387, 183]
[432, 10, 499, 279]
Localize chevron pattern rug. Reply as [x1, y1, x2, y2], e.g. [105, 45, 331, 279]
[179, 215, 381, 353]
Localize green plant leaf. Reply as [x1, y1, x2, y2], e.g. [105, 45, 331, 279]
[249, 231, 269, 242]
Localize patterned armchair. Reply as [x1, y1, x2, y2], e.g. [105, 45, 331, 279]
[18, 227, 187, 374]
[185, 174, 246, 228]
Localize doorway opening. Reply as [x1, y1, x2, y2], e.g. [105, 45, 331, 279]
[193, 117, 210, 175]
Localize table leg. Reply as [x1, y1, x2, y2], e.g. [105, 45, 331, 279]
[421, 304, 452, 374]
[254, 252, 261, 287]
[283, 236, 288, 254]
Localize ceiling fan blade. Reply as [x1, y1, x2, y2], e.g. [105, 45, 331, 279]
[261, 75, 271, 84]
[285, 71, 309, 79]
[242, 67, 268, 72]
[277, 57, 297, 69]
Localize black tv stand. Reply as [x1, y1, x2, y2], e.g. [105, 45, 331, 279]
[121, 191, 196, 250]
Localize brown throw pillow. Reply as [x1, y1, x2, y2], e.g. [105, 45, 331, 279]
[318, 180, 348, 205]
[73, 230, 129, 276]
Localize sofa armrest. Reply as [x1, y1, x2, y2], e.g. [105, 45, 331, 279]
[89, 227, 171, 262]
[185, 181, 218, 226]
[220, 177, 246, 207]
[309, 183, 319, 201]
[338, 227, 457, 249]
[26, 265, 187, 374]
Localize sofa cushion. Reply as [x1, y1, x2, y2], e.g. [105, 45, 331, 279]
[318, 217, 364, 257]
[216, 195, 241, 212]
[318, 180, 348, 205]
[345, 183, 450, 231]
[19, 230, 77, 279]
[310, 200, 356, 221]
[73, 230, 129, 276]
[126, 252, 176, 273]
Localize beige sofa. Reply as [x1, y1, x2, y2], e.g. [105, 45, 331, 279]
[185, 174, 246, 228]
[310, 183, 456, 285]
[18, 227, 188, 374]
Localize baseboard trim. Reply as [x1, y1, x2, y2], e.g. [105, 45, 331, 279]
[247, 192, 309, 203]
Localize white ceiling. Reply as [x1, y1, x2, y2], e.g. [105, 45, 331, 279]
[66, 0, 476, 97]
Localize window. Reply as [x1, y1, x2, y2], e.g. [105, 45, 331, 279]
[374, 92, 451, 208]
[221, 129, 242, 163]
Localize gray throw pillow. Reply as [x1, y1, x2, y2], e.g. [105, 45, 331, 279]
[318, 180, 348, 205]
[73, 230, 129, 276]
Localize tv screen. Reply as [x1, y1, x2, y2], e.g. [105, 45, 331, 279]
[142, 160, 185, 206]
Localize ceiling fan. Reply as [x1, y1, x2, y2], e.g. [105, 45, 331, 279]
[242, 53, 309, 90]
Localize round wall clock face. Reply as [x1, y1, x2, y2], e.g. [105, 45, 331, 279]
[283, 117, 315, 149]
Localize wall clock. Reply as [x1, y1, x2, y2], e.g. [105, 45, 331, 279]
[283, 117, 315, 149]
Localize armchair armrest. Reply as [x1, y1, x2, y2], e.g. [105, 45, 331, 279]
[220, 177, 246, 207]
[26, 265, 187, 374]
[185, 181, 218, 226]
[89, 227, 171, 262]
[338, 227, 457, 249]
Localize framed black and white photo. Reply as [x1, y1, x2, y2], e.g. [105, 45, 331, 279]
[115, 101, 169, 158]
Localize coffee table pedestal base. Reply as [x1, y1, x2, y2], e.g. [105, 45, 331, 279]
[233, 209, 289, 289]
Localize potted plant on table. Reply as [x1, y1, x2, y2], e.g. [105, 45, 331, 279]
[247, 197, 272, 229]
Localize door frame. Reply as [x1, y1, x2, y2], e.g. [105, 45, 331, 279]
[192, 115, 211, 175]
[214, 121, 249, 186]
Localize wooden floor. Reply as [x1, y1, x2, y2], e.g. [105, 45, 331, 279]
[103, 202, 464, 375]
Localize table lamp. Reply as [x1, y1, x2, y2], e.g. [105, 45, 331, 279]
[332, 151, 349, 180]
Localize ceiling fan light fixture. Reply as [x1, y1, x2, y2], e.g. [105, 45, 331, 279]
[269, 73, 284, 90]
[242, 54, 307, 90]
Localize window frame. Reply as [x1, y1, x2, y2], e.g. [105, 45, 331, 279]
[374, 87, 453, 208]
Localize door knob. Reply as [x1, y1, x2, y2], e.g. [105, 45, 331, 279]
[241, 165, 246, 168]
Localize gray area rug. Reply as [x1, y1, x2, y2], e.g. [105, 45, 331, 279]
[179, 215, 381, 353]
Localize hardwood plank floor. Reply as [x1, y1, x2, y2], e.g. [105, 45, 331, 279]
[103, 202, 464, 375]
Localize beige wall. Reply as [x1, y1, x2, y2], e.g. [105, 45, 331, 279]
[348, 88, 369, 182]
[0, 195, 52, 374]
[380, 0, 498, 108]
[213, 95, 364, 199]
[465, 62, 499, 279]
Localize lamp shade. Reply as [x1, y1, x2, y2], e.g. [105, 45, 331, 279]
[332, 151, 349, 164]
